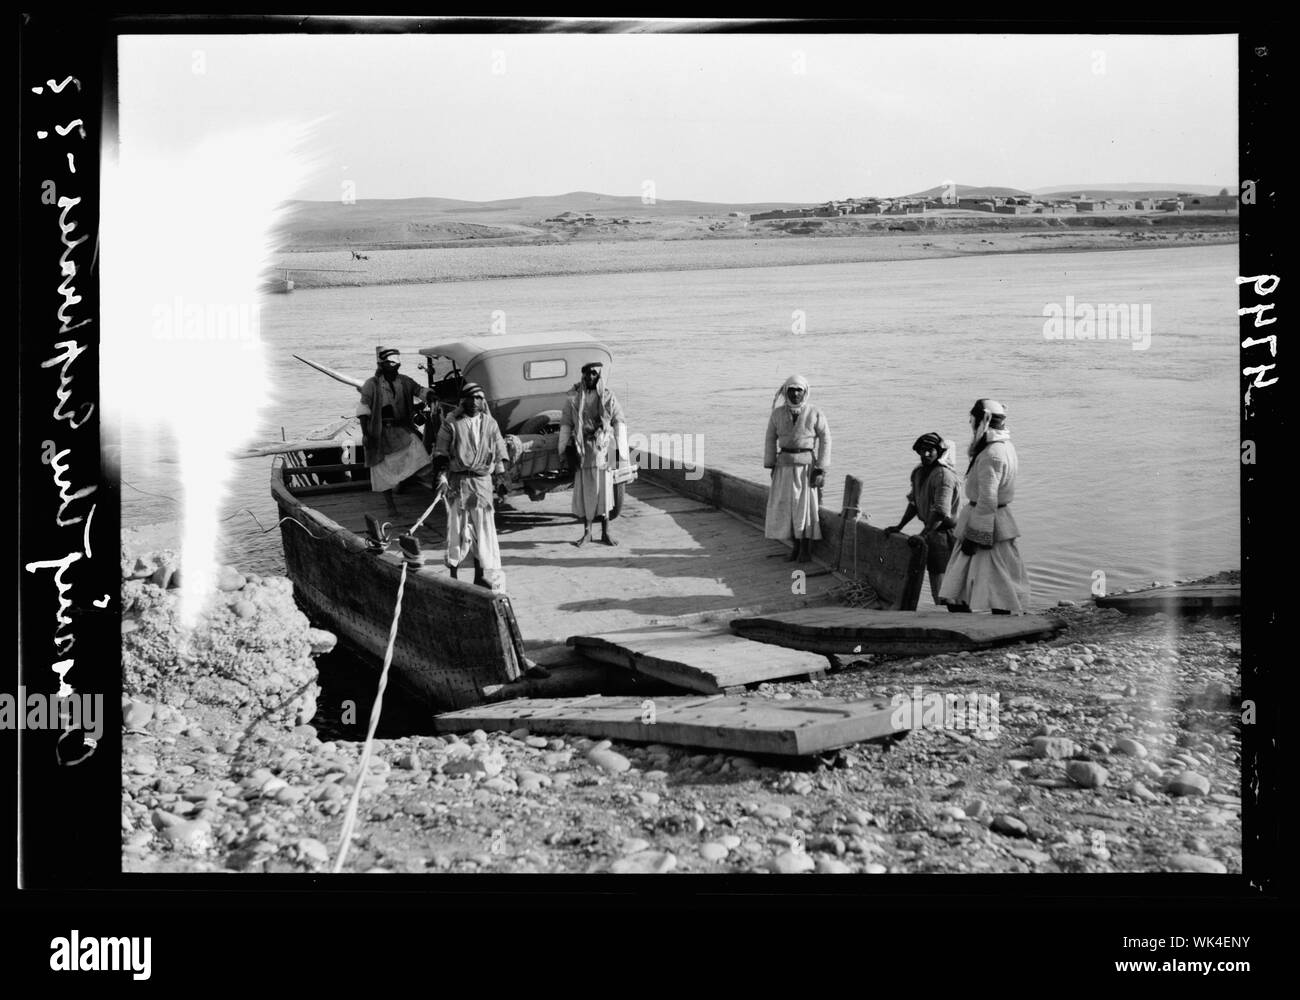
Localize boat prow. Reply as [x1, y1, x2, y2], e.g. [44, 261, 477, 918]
[273, 467, 528, 709]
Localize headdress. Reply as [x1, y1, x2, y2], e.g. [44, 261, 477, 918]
[772, 374, 811, 411]
[912, 431, 944, 455]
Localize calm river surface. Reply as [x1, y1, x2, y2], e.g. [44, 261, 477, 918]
[121, 243, 1239, 607]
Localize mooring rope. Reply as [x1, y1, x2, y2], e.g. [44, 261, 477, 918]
[333, 558, 411, 873]
[122, 480, 180, 504]
[330, 484, 447, 870]
[409, 482, 448, 536]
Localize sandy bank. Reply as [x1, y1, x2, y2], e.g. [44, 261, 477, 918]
[273, 227, 1237, 291]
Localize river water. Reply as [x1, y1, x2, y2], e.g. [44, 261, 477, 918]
[120, 243, 1239, 606]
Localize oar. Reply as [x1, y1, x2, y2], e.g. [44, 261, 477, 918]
[232, 437, 357, 459]
[293, 353, 364, 391]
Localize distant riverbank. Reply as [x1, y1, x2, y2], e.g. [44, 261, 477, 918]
[273, 226, 1237, 290]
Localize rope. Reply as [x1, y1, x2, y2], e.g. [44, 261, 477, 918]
[122, 480, 180, 504]
[333, 559, 410, 873]
[409, 482, 449, 536]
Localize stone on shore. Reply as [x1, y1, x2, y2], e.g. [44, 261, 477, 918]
[1113, 737, 1147, 758]
[699, 842, 730, 863]
[588, 748, 631, 774]
[1167, 853, 1227, 874]
[991, 815, 1028, 838]
[1031, 736, 1078, 760]
[1066, 761, 1109, 789]
[1166, 771, 1211, 797]
[610, 851, 676, 874]
[122, 698, 154, 730]
[768, 851, 816, 874]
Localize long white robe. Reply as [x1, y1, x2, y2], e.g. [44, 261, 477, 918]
[560, 385, 622, 522]
[434, 410, 507, 592]
[763, 404, 830, 541]
[939, 434, 1030, 612]
[572, 431, 614, 522]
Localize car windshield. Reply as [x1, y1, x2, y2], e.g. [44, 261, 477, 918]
[425, 356, 461, 382]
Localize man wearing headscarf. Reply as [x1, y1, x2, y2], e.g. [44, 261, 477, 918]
[939, 399, 1031, 614]
[763, 374, 832, 563]
[432, 381, 509, 591]
[558, 360, 626, 547]
[357, 346, 435, 518]
[885, 432, 962, 604]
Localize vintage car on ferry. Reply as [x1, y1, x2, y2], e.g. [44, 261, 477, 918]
[258, 331, 930, 712]
[416, 332, 636, 513]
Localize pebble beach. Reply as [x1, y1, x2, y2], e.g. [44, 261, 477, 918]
[120, 529, 1241, 876]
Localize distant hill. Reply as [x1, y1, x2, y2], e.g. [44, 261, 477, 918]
[279, 193, 810, 248]
[449, 191, 808, 216]
[902, 184, 1033, 200]
[286, 192, 806, 224]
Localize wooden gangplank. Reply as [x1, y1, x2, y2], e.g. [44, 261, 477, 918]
[1094, 584, 1240, 616]
[432, 694, 908, 756]
[730, 607, 1064, 655]
[568, 625, 832, 694]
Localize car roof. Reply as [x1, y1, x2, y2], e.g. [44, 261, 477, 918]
[419, 333, 611, 370]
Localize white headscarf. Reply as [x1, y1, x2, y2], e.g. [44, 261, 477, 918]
[937, 437, 959, 473]
[773, 374, 811, 415]
[968, 398, 1007, 457]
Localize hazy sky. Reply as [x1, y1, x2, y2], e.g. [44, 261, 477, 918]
[118, 32, 1237, 203]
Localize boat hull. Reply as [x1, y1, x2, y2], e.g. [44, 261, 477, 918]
[273, 472, 526, 711]
[270, 448, 925, 712]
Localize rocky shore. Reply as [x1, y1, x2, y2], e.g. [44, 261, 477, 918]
[120, 541, 1241, 875]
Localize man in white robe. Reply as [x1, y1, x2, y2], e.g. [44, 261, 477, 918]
[764, 374, 832, 563]
[939, 399, 1031, 614]
[433, 381, 508, 591]
[558, 361, 625, 547]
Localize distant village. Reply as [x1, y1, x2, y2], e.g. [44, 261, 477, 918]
[749, 191, 1239, 222]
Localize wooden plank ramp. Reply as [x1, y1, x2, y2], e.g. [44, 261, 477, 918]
[1094, 584, 1241, 616]
[729, 608, 1064, 655]
[432, 694, 909, 756]
[568, 625, 831, 694]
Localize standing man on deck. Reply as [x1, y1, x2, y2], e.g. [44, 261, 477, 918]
[559, 361, 626, 547]
[764, 374, 832, 563]
[357, 346, 435, 519]
[885, 433, 962, 604]
[939, 399, 1031, 614]
[433, 381, 509, 591]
